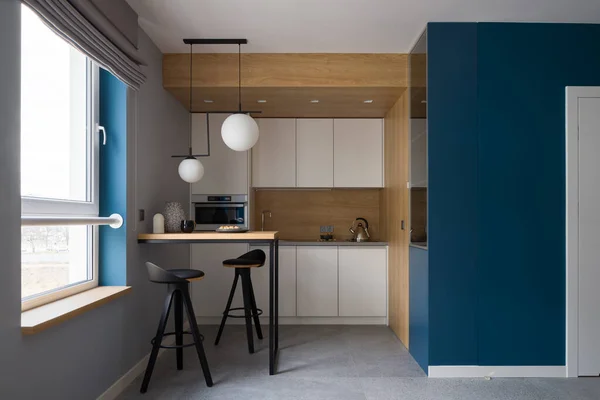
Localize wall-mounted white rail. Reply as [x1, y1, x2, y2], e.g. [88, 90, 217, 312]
[21, 213, 123, 229]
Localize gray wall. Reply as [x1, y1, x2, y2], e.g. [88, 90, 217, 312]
[0, 1, 190, 397]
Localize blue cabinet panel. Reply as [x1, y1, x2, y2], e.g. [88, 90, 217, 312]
[409, 246, 429, 373]
[427, 23, 479, 366]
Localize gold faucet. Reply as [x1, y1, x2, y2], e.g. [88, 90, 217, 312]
[261, 210, 272, 231]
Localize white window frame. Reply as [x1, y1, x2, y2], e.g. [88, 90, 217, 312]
[21, 47, 101, 311]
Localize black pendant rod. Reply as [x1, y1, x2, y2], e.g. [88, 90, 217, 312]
[238, 43, 242, 112]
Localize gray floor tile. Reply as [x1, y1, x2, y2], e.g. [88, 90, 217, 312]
[116, 326, 600, 400]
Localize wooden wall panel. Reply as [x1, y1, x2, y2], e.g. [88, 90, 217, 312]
[252, 189, 381, 241]
[382, 92, 410, 347]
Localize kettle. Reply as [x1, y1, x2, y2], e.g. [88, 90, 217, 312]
[349, 217, 371, 242]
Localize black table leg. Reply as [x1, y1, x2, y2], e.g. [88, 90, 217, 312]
[269, 240, 275, 375]
[274, 239, 279, 353]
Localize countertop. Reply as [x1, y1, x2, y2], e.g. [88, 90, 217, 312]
[138, 231, 279, 242]
[410, 242, 428, 250]
[278, 240, 388, 246]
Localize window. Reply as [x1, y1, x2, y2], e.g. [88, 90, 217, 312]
[21, 5, 100, 311]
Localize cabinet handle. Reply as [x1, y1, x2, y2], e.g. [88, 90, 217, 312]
[401, 220, 405, 230]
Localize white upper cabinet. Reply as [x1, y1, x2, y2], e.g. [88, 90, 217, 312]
[191, 114, 249, 195]
[410, 118, 427, 188]
[296, 119, 334, 187]
[338, 247, 387, 317]
[252, 119, 296, 187]
[333, 119, 384, 188]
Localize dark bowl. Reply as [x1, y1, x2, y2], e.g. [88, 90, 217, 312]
[181, 220, 195, 233]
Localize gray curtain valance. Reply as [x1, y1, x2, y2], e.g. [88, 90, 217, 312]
[22, 0, 146, 89]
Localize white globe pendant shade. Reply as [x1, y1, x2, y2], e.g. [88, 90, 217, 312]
[178, 157, 204, 183]
[221, 113, 259, 151]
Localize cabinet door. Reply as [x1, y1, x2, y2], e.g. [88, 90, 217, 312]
[191, 114, 249, 194]
[333, 119, 383, 187]
[339, 247, 387, 317]
[297, 247, 338, 317]
[190, 243, 247, 316]
[410, 118, 427, 188]
[296, 119, 334, 187]
[252, 119, 296, 187]
[248, 245, 297, 317]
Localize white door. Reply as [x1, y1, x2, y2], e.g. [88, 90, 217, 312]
[333, 119, 383, 188]
[572, 89, 600, 376]
[248, 245, 297, 317]
[191, 114, 249, 195]
[296, 246, 338, 316]
[296, 119, 334, 187]
[252, 119, 296, 187]
[338, 247, 387, 317]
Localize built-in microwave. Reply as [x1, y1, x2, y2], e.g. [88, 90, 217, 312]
[191, 195, 248, 231]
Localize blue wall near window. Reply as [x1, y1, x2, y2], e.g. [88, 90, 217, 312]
[425, 22, 600, 368]
[99, 69, 127, 286]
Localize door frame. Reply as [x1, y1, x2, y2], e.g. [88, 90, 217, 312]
[565, 86, 600, 377]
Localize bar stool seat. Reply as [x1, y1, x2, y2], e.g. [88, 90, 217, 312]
[141, 262, 213, 393]
[215, 249, 266, 354]
[169, 269, 205, 281]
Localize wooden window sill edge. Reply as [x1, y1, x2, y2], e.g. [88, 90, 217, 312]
[21, 286, 132, 335]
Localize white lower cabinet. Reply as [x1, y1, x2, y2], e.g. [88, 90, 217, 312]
[338, 247, 387, 317]
[296, 247, 339, 317]
[190, 243, 248, 317]
[249, 245, 297, 317]
[191, 243, 387, 321]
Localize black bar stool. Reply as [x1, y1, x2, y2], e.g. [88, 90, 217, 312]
[214, 249, 266, 354]
[141, 262, 213, 393]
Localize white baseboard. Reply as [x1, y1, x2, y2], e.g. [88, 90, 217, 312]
[428, 365, 567, 378]
[194, 316, 387, 325]
[97, 322, 189, 400]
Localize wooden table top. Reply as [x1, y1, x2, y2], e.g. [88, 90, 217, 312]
[138, 231, 279, 242]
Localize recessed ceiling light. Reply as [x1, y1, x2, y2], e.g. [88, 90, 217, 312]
[363, 99, 374, 104]
[310, 99, 319, 103]
[203, 99, 214, 103]
[257, 100, 267, 103]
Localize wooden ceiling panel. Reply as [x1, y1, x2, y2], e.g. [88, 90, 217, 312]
[163, 53, 408, 118]
[163, 53, 408, 88]
[168, 87, 406, 118]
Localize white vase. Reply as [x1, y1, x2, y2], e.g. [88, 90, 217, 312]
[153, 213, 165, 234]
[164, 202, 186, 233]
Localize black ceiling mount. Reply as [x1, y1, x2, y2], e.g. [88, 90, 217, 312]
[183, 38, 248, 45]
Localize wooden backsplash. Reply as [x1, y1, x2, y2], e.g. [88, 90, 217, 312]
[251, 189, 381, 241]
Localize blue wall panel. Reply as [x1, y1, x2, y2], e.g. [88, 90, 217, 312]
[476, 23, 600, 366]
[409, 246, 429, 373]
[427, 23, 479, 366]
[99, 69, 128, 286]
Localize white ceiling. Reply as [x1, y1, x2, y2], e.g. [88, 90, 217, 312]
[126, 0, 600, 53]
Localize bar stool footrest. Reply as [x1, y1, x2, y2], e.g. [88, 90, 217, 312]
[151, 331, 204, 349]
[224, 307, 263, 319]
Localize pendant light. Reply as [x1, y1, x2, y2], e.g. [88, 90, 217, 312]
[221, 43, 259, 152]
[171, 41, 207, 183]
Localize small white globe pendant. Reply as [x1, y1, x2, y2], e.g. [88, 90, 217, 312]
[221, 113, 259, 151]
[178, 157, 204, 183]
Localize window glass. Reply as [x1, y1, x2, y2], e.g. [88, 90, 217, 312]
[21, 6, 90, 202]
[21, 226, 91, 299]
